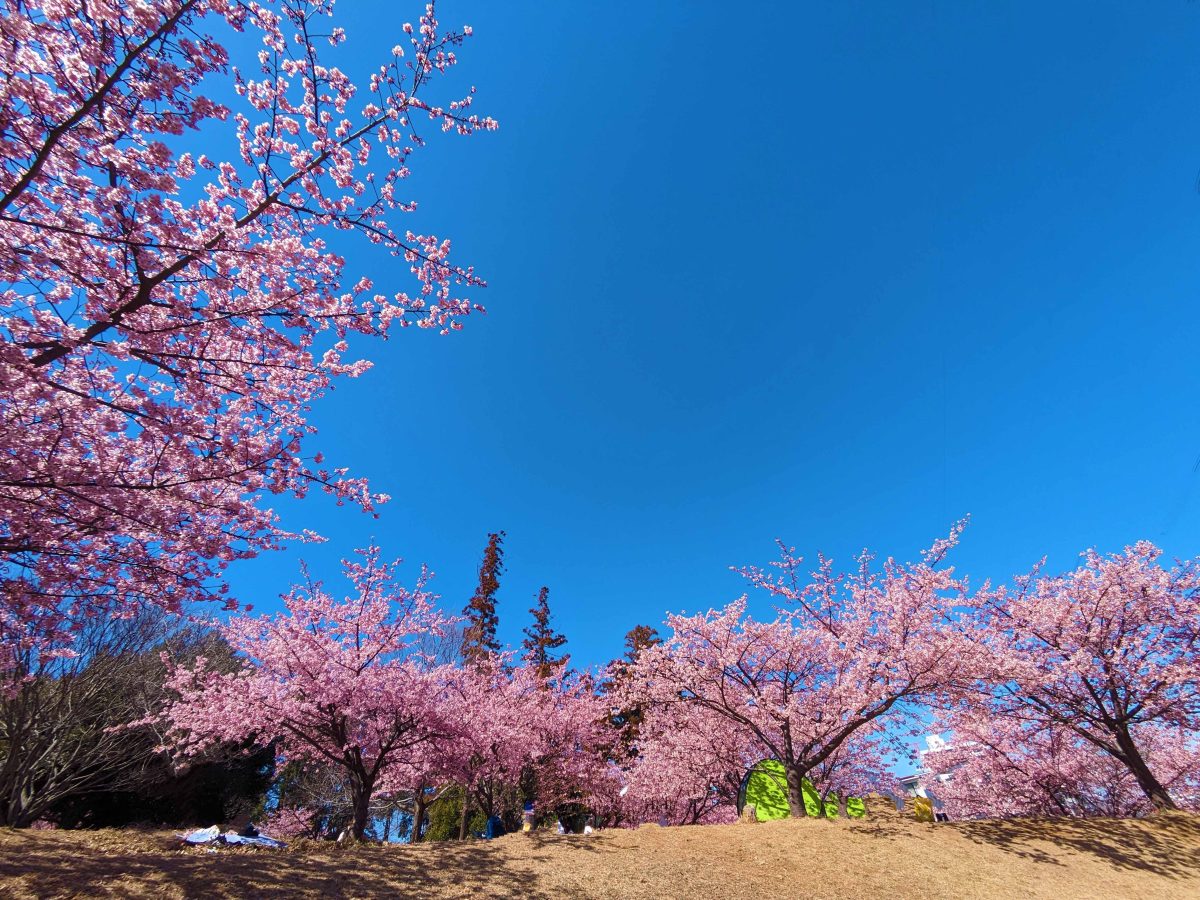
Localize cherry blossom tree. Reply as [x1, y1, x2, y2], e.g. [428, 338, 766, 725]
[378, 743, 457, 842]
[927, 712, 1200, 819]
[522, 670, 611, 821]
[432, 660, 532, 837]
[435, 660, 607, 837]
[617, 701, 750, 826]
[622, 524, 974, 818]
[159, 546, 455, 839]
[0, 0, 495, 647]
[619, 672, 894, 826]
[948, 541, 1200, 812]
[802, 730, 895, 817]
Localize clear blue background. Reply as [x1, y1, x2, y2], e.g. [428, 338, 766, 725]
[227, 1, 1200, 674]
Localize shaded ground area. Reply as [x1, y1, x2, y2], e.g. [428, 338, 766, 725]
[2, 808, 1199, 899]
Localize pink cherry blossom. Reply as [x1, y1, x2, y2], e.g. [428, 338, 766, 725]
[927, 710, 1200, 819]
[159, 546, 457, 840]
[0, 1, 495, 655]
[943, 541, 1200, 813]
[159, 547, 610, 839]
[619, 523, 974, 818]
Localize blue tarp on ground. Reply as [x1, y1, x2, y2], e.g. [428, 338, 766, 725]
[182, 826, 285, 849]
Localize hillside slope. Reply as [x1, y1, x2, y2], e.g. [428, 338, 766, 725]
[2, 809, 1198, 899]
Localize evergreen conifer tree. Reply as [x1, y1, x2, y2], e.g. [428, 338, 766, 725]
[462, 532, 505, 665]
[521, 587, 568, 679]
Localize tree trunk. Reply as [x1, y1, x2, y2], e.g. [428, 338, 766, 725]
[350, 774, 375, 840]
[412, 791, 428, 844]
[480, 779, 494, 820]
[458, 785, 471, 840]
[818, 789, 836, 820]
[784, 764, 808, 818]
[1114, 727, 1177, 811]
[1, 798, 37, 829]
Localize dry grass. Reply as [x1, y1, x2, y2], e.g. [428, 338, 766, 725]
[2, 805, 1199, 899]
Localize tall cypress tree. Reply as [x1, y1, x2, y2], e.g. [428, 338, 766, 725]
[462, 531, 505, 666]
[620, 624, 661, 666]
[520, 586, 568, 679]
[606, 624, 662, 750]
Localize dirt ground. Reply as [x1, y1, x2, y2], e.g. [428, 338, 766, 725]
[2, 805, 1199, 899]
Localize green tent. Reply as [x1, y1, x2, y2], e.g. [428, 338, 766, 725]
[738, 759, 791, 821]
[736, 759, 866, 821]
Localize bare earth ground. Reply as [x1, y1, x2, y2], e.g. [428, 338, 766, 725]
[2, 807, 1199, 899]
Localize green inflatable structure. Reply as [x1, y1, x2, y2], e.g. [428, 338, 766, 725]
[736, 759, 867, 821]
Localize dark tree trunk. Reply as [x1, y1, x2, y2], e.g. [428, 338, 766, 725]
[784, 764, 808, 818]
[412, 791, 428, 844]
[458, 785, 471, 840]
[1, 800, 37, 829]
[479, 780, 495, 820]
[818, 789, 836, 820]
[350, 773, 375, 840]
[1115, 728, 1177, 811]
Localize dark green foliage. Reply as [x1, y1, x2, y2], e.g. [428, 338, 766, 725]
[50, 741, 275, 829]
[424, 785, 486, 841]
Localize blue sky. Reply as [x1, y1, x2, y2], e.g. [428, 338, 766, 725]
[228, 1, 1200, 669]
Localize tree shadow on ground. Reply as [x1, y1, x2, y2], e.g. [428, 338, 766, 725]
[949, 812, 1200, 879]
[0, 828, 606, 899]
[515, 830, 617, 855]
[846, 797, 928, 845]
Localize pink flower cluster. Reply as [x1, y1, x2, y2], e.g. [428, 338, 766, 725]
[930, 542, 1200, 816]
[0, 1, 494, 654]
[159, 547, 611, 839]
[616, 527, 1200, 820]
[615, 523, 974, 819]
